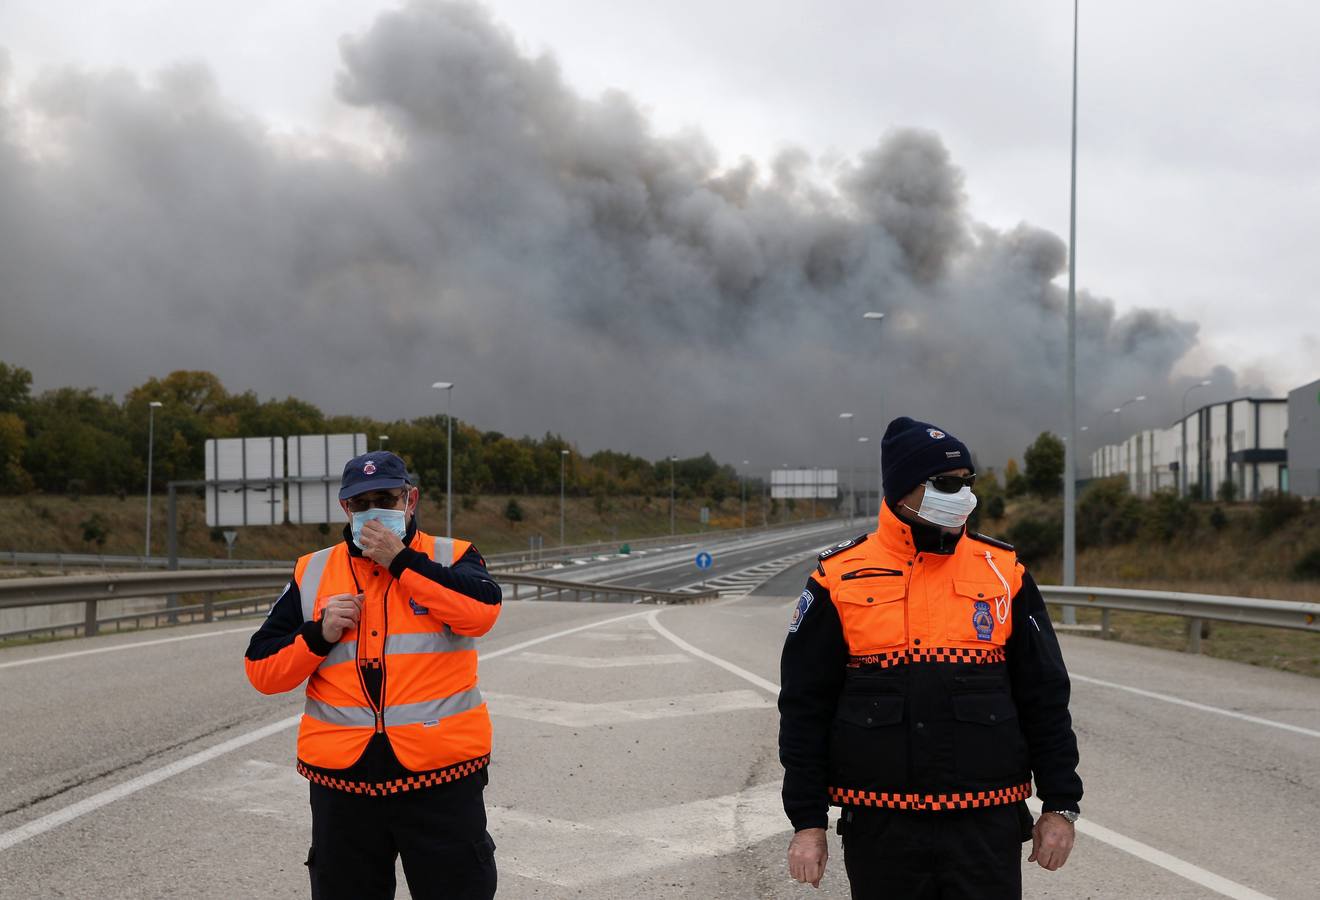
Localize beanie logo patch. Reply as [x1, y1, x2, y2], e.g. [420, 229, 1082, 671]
[927, 429, 946, 439]
[945, 450, 962, 458]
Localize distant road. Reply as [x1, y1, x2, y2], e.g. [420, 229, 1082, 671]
[2, 520, 1316, 898]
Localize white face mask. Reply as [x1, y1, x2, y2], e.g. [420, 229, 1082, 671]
[908, 482, 978, 528]
[351, 506, 409, 545]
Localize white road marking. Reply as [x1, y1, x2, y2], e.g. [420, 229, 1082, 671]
[485, 689, 771, 727]
[0, 626, 255, 669]
[579, 632, 657, 642]
[649, 606, 1278, 900]
[1025, 798, 1274, 900]
[0, 609, 647, 853]
[514, 651, 691, 668]
[490, 781, 793, 888]
[1071, 673, 1320, 740]
[645, 610, 779, 694]
[0, 715, 300, 852]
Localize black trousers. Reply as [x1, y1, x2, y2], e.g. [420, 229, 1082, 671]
[839, 803, 1032, 900]
[306, 776, 496, 900]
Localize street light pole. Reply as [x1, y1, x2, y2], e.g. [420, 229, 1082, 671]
[378, 435, 389, 452]
[1062, 0, 1080, 626]
[1181, 380, 1212, 497]
[839, 413, 855, 525]
[145, 401, 162, 559]
[741, 460, 749, 530]
[669, 455, 678, 534]
[560, 449, 570, 546]
[431, 382, 455, 537]
[858, 437, 871, 518]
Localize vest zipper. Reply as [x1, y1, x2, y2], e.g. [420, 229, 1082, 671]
[377, 581, 390, 733]
[348, 556, 384, 732]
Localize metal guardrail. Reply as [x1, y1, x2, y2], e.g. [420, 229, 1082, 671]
[0, 568, 717, 641]
[1039, 585, 1320, 653]
[1, 550, 294, 572]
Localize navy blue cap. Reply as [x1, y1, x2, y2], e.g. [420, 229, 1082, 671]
[881, 417, 974, 509]
[339, 451, 410, 500]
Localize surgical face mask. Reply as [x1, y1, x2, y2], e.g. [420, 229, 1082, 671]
[908, 482, 978, 529]
[351, 506, 408, 546]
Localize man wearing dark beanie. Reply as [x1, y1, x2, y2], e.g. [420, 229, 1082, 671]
[779, 417, 1082, 898]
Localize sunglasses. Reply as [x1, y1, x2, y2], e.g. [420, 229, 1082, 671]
[344, 490, 407, 513]
[927, 474, 976, 494]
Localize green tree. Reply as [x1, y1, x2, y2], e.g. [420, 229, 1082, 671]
[0, 411, 32, 492]
[1003, 459, 1027, 498]
[0, 362, 33, 414]
[1022, 432, 1065, 498]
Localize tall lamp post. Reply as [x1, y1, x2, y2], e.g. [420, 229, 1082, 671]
[378, 434, 389, 452]
[1061, 0, 1082, 626]
[431, 382, 455, 537]
[741, 459, 750, 530]
[858, 436, 871, 518]
[863, 312, 887, 512]
[668, 455, 678, 534]
[839, 413, 855, 525]
[560, 449, 570, 546]
[1181, 380, 1212, 498]
[144, 400, 162, 559]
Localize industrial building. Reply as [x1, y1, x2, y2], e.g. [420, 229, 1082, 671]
[1287, 377, 1320, 499]
[1090, 395, 1289, 501]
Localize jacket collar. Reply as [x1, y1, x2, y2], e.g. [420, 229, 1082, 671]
[874, 500, 964, 556]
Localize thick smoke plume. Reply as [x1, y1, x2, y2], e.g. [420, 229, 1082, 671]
[0, 2, 1246, 467]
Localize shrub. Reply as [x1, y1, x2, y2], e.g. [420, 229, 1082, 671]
[1294, 547, 1320, 580]
[1077, 477, 1141, 548]
[1217, 480, 1238, 503]
[80, 514, 108, 548]
[503, 498, 523, 524]
[1256, 490, 1304, 536]
[461, 494, 478, 511]
[1142, 490, 1197, 542]
[1209, 506, 1228, 531]
[986, 495, 1006, 521]
[1007, 515, 1061, 566]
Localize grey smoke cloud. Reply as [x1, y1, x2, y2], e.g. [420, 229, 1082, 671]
[0, 1, 1247, 469]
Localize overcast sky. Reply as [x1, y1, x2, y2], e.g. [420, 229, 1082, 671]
[1, 0, 1317, 467]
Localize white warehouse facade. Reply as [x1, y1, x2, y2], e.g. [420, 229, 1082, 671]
[1090, 396, 1288, 501]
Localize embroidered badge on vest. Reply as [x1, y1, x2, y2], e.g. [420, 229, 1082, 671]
[408, 598, 429, 615]
[972, 600, 994, 641]
[788, 589, 814, 633]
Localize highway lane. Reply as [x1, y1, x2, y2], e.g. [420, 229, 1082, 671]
[4, 522, 1318, 898]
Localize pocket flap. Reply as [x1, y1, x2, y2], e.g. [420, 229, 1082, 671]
[834, 581, 906, 607]
[953, 580, 1006, 601]
[952, 692, 1018, 726]
[837, 693, 905, 728]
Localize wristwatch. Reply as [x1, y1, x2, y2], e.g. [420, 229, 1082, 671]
[1045, 809, 1080, 824]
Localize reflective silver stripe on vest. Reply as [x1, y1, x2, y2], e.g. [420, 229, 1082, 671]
[432, 536, 455, 564]
[382, 687, 484, 728]
[299, 546, 336, 623]
[384, 630, 475, 655]
[304, 698, 376, 728]
[320, 640, 356, 668]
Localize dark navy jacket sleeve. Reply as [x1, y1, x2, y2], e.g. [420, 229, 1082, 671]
[1006, 572, 1083, 814]
[244, 579, 333, 695]
[778, 577, 848, 831]
[388, 543, 502, 637]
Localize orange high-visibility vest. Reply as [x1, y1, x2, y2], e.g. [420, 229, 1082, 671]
[292, 532, 491, 777]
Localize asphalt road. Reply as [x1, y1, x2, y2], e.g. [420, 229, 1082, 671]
[2, 521, 1318, 898]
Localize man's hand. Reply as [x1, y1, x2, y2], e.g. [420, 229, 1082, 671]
[319, 593, 363, 643]
[787, 827, 828, 888]
[358, 519, 406, 567]
[1028, 812, 1076, 871]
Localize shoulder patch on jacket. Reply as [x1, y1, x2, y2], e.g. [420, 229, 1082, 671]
[969, 532, 1015, 552]
[818, 533, 869, 561]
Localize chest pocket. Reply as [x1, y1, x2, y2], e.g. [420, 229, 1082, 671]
[833, 578, 907, 653]
[946, 581, 1011, 645]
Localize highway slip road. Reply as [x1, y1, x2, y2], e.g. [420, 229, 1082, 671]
[2, 523, 1318, 898]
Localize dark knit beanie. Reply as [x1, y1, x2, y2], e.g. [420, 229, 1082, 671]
[881, 416, 974, 509]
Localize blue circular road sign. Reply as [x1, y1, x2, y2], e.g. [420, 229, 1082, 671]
[695, 551, 713, 570]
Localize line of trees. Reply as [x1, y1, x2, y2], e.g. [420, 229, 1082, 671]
[0, 362, 753, 504]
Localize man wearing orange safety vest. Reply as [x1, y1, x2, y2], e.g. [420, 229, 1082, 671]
[779, 417, 1082, 898]
[245, 451, 501, 899]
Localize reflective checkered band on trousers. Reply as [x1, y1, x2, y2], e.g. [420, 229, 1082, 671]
[847, 646, 1006, 668]
[829, 782, 1031, 811]
[296, 755, 490, 796]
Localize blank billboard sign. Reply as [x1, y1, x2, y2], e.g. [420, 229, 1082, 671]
[771, 468, 839, 499]
[205, 438, 285, 527]
[287, 433, 369, 524]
